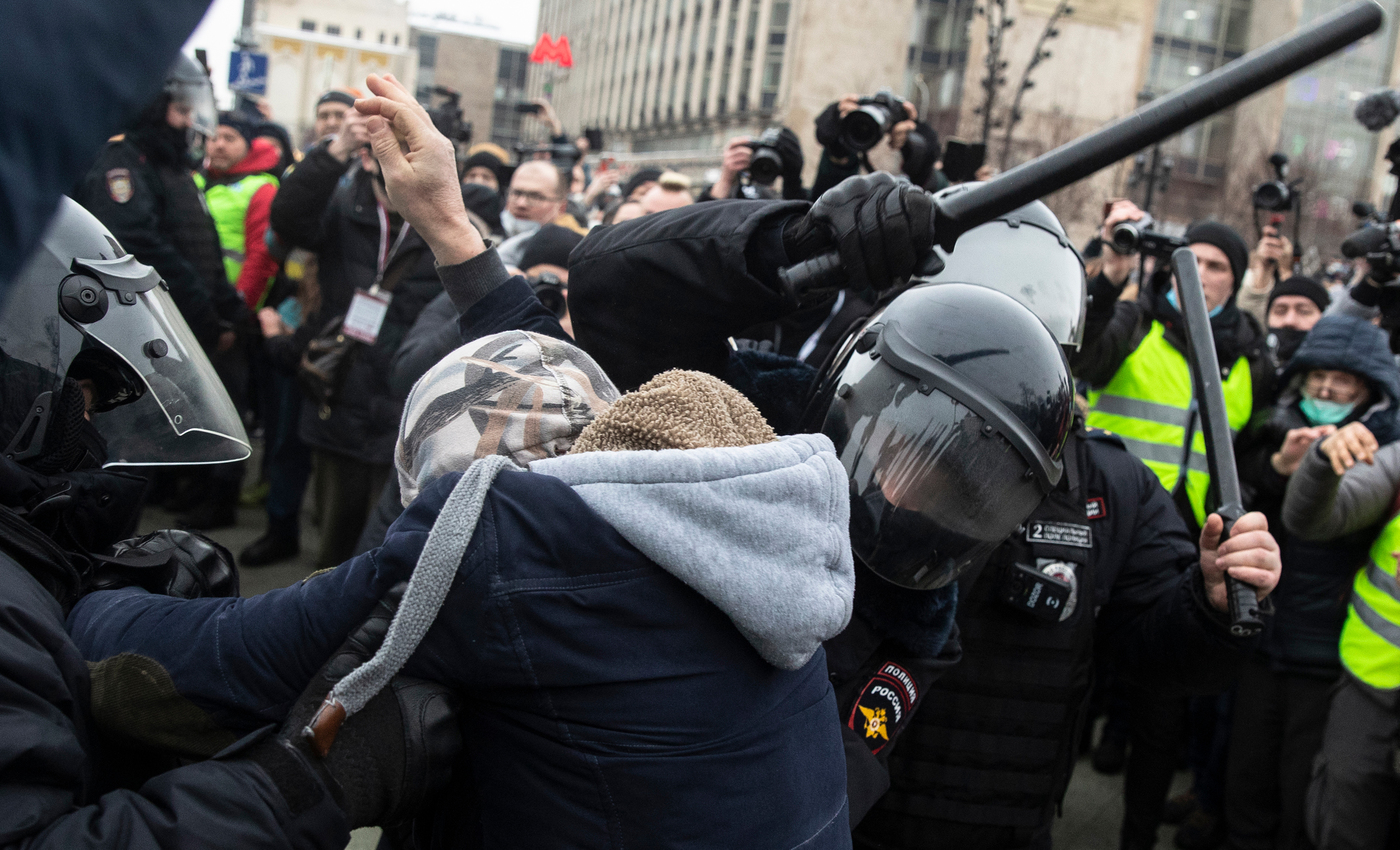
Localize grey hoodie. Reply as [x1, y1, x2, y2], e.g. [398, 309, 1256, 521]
[531, 432, 856, 670]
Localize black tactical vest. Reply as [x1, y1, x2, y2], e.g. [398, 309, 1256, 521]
[857, 433, 1097, 848]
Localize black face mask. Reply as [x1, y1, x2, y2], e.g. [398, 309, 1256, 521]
[1268, 327, 1309, 365]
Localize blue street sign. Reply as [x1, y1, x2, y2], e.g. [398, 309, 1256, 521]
[229, 50, 269, 95]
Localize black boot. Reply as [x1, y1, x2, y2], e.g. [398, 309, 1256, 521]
[240, 529, 300, 567]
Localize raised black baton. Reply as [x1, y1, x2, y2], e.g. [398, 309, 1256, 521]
[1170, 247, 1265, 637]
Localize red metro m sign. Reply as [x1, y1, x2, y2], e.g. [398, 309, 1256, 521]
[530, 33, 573, 68]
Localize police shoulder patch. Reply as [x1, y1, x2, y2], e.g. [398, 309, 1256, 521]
[847, 661, 918, 755]
[106, 168, 133, 204]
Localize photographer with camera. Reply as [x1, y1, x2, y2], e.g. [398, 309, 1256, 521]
[1237, 225, 1298, 327]
[810, 91, 939, 200]
[699, 128, 807, 202]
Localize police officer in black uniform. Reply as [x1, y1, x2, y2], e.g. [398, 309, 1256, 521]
[850, 204, 1280, 850]
[0, 197, 457, 848]
[74, 53, 253, 528]
[74, 53, 245, 357]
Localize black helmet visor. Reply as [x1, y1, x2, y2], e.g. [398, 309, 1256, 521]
[823, 319, 1061, 589]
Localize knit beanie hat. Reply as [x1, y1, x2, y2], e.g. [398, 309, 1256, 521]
[396, 331, 619, 505]
[1184, 220, 1249, 289]
[621, 168, 664, 200]
[518, 224, 584, 272]
[316, 89, 359, 109]
[571, 370, 778, 454]
[217, 111, 255, 144]
[1268, 275, 1331, 313]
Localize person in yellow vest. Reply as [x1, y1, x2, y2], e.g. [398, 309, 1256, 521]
[1283, 419, 1400, 849]
[197, 112, 281, 309]
[1075, 199, 1275, 534]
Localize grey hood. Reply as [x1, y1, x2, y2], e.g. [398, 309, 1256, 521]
[530, 433, 854, 670]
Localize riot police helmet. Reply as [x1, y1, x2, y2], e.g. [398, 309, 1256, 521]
[810, 283, 1074, 590]
[916, 185, 1087, 349]
[1, 198, 250, 470]
[164, 52, 218, 163]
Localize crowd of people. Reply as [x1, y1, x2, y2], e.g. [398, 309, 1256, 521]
[1, 19, 1399, 850]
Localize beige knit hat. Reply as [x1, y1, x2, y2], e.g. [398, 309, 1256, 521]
[571, 370, 777, 454]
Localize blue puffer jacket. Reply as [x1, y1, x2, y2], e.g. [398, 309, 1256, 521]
[69, 435, 855, 849]
[1254, 315, 1400, 676]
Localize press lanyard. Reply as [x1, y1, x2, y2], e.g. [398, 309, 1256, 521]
[373, 202, 412, 293]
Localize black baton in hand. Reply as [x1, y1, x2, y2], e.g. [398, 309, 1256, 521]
[1170, 247, 1265, 638]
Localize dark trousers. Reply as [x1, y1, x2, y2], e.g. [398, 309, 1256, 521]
[1306, 676, 1400, 850]
[1224, 660, 1333, 850]
[1188, 690, 1234, 817]
[312, 450, 388, 570]
[1121, 686, 1186, 849]
[263, 371, 311, 537]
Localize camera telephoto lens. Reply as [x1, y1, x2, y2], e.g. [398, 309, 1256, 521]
[839, 104, 891, 152]
[1252, 180, 1291, 212]
[1110, 221, 1142, 255]
[748, 148, 784, 185]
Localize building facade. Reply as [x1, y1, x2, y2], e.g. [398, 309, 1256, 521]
[530, 0, 1400, 246]
[254, 0, 416, 146]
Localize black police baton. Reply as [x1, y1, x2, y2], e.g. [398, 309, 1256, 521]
[778, 0, 1382, 297]
[1170, 248, 1265, 637]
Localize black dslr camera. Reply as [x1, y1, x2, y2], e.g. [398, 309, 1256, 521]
[513, 142, 583, 170]
[528, 271, 568, 318]
[1341, 221, 1400, 351]
[423, 86, 472, 144]
[840, 90, 910, 153]
[1108, 213, 1187, 258]
[1252, 152, 1299, 213]
[745, 128, 786, 185]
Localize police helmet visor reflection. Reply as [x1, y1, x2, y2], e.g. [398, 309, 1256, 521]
[168, 75, 218, 140]
[80, 284, 249, 466]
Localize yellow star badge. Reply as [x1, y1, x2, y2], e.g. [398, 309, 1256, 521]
[859, 705, 889, 741]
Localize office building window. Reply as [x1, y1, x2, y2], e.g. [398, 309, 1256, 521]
[491, 47, 531, 149]
[393, 34, 400, 45]
[325, 24, 341, 36]
[761, 0, 790, 111]
[418, 34, 437, 69]
[1145, 0, 1252, 182]
[300, 19, 315, 31]
[355, 27, 363, 39]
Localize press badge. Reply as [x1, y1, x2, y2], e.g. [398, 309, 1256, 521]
[342, 289, 392, 344]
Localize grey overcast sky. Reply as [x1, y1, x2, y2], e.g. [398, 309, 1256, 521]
[184, 0, 542, 107]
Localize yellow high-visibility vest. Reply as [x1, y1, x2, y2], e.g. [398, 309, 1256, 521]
[1086, 320, 1252, 526]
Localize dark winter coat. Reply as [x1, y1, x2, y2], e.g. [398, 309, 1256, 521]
[268, 143, 446, 465]
[0, 545, 347, 849]
[69, 454, 855, 849]
[76, 134, 246, 351]
[1238, 315, 1400, 677]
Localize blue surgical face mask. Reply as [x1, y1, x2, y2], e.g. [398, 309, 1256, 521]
[1299, 395, 1357, 426]
[1166, 288, 1224, 318]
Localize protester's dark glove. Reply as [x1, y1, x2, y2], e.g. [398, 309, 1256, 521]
[246, 584, 461, 828]
[90, 529, 240, 598]
[814, 101, 852, 160]
[782, 172, 936, 292]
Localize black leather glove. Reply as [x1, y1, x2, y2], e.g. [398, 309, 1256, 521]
[246, 584, 461, 829]
[90, 529, 240, 598]
[814, 101, 853, 160]
[782, 172, 936, 292]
